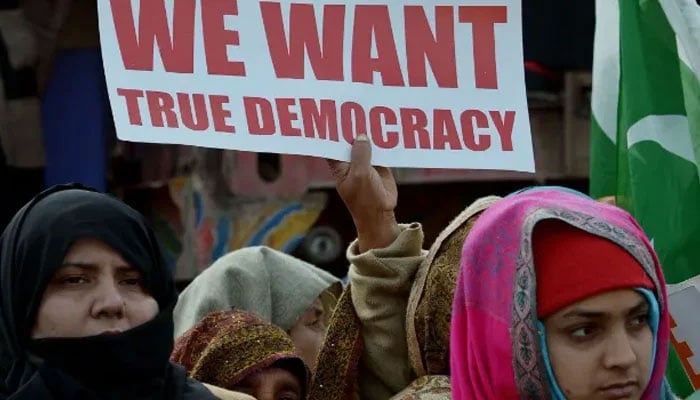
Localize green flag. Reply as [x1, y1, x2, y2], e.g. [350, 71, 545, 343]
[590, 0, 700, 396]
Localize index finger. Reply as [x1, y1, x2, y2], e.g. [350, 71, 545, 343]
[326, 158, 349, 180]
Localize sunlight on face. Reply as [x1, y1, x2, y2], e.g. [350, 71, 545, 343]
[288, 297, 327, 369]
[544, 289, 653, 400]
[32, 239, 159, 339]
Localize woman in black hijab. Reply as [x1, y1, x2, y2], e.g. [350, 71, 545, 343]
[0, 184, 242, 399]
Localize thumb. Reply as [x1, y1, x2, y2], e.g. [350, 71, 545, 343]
[349, 134, 372, 174]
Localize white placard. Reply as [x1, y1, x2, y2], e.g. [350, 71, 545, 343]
[98, 0, 534, 171]
[668, 275, 700, 389]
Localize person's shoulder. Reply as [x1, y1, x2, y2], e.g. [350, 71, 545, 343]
[202, 383, 256, 400]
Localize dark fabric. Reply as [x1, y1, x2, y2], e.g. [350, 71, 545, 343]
[522, 0, 595, 70]
[0, 29, 38, 100]
[0, 165, 43, 234]
[0, 2, 19, 11]
[0, 184, 216, 400]
[8, 362, 215, 400]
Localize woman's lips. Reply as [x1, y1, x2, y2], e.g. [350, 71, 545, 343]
[598, 382, 638, 399]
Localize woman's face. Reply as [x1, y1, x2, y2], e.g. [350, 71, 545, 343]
[32, 239, 159, 339]
[544, 289, 653, 400]
[233, 367, 303, 400]
[288, 296, 327, 369]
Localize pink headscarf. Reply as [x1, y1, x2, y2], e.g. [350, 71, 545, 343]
[449, 188, 671, 399]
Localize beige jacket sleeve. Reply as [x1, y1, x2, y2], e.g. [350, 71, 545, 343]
[347, 223, 427, 400]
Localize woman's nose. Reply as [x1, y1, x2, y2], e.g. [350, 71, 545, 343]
[90, 280, 126, 319]
[602, 328, 638, 369]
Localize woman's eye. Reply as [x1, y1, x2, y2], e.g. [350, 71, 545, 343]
[61, 276, 89, 285]
[630, 313, 649, 328]
[570, 325, 598, 340]
[120, 278, 143, 286]
[306, 318, 326, 332]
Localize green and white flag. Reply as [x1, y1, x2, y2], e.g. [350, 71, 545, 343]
[590, 0, 700, 395]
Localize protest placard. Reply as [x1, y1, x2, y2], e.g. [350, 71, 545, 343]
[668, 276, 700, 390]
[97, 0, 534, 171]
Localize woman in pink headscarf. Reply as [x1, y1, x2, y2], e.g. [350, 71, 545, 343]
[450, 187, 677, 400]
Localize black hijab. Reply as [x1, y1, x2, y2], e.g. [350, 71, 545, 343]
[0, 184, 216, 400]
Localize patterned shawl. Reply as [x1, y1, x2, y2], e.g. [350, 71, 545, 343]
[389, 196, 500, 400]
[308, 286, 363, 400]
[171, 310, 309, 395]
[450, 187, 673, 399]
[406, 196, 500, 378]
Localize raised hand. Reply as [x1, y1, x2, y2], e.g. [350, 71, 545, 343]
[328, 135, 400, 252]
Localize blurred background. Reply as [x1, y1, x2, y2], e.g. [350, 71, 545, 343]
[0, 0, 595, 286]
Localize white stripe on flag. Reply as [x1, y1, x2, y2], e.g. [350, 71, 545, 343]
[592, 0, 620, 144]
[677, 35, 693, 73]
[659, 0, 700, 78]
[627, 115, 696, 164]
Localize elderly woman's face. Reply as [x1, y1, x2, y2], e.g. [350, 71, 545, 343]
[288, 297, 328, 369]
[32, 239, 159, 339]
[233, 367, 303, 400]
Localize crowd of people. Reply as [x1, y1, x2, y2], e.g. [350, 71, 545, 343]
[0, 135, 681, 399]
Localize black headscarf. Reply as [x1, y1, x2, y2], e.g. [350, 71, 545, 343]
[0, 184, 216, 400]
